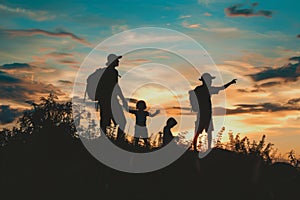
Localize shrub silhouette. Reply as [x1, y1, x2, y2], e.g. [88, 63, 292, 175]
[225, 132, 275, 164]
[18, 93, 75, 136]
[288, 150, 300, 168]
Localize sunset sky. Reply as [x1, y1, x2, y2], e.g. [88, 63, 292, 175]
[1, 0, 300, 154]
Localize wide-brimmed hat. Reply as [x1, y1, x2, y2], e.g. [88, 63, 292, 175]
[105, 54, 122, 66]
[199, 73, 216, 81]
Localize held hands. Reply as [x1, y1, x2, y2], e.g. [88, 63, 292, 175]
[174, 136, 179, 142]
[122, 99, 128, 111]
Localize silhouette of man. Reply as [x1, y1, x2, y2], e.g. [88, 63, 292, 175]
[193, 73, 236, 152]
[96, 54, 128, 140]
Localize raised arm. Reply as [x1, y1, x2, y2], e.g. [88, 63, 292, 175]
[223, 79, 237, 89]
[209, 79, 237, 94]
[149, 109, 160, 117]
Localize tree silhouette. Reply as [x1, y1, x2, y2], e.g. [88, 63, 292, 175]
[18, 93, 75, 135]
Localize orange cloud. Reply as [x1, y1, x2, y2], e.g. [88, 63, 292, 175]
[182, 22, 201, 29]
[203, 12, 212, 16]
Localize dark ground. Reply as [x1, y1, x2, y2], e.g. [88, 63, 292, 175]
[1, 127, 299, 200]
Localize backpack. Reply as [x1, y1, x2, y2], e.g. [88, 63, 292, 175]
[189, 89, 199, 112]
[85, 68, 106, 101]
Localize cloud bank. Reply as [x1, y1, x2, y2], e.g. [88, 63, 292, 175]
[249, 56, 300, 82]
[0, 105, 23, 125]
[5, 28, 91, 46]
[225, 2, 272, 18]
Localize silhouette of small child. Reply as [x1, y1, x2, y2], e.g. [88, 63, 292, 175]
[128, 100, 160, 147]
[162, 117, 178, 147]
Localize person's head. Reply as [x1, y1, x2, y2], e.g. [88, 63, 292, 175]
[136, 100, 147, 110]
[106, 54, 122, 67]
[166, 117, 177, 128]
[199, 73, 215, 86]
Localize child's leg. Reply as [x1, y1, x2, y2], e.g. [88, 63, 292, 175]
[134, 137, 139, 146]
[143, 138, 149, 148]
[134, 126, 140, 146]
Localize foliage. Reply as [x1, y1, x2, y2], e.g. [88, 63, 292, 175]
[288, 150, 300, 168]
[1, 93, 76, 147]
[0, 128, 13, 147]
[18, 93, 75, 135]
[0, 93, 299, 166]
[215, 129, 276, 164]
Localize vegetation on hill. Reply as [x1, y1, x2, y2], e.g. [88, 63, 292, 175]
[0, 93, 299, 199]
[1, 93, 299, 165]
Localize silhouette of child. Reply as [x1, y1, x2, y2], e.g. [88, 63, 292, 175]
[162, 117, 178, 147]
[128, 100, 160, 147]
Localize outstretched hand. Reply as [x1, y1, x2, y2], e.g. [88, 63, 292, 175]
[149, 109, 160, 117]
[231, 79, 237, 84]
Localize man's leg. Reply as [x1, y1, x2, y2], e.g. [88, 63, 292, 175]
[207, 120, 213, 150]
[99, 102, 112, 136]
[207, 130, 212, 150]
[193, 132, 200, 151]
[113, 116, 126, 141]
[198, 120, 213, 158]
[111, 99, 126, 141]
[193, 113, 203, 151]
[193, 129, 205, 151]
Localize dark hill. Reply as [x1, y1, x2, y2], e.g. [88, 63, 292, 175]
[1, 126, 299, 200]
